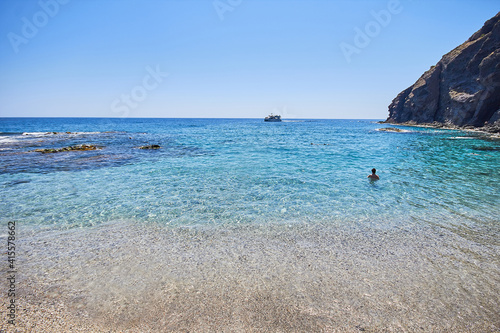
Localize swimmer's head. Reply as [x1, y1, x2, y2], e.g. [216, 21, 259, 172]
[372, 168, 376, 174]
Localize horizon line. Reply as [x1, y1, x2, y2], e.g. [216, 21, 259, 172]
[0, 116, 386, 120]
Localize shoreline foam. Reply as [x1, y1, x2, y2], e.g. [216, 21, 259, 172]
[381, 121, 500, 138]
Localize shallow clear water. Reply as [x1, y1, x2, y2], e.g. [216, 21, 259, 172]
[2, 118, 498, 230]
[1, 118, 499, 331]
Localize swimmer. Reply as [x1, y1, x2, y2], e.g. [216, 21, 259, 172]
[368, 168, 380, 180]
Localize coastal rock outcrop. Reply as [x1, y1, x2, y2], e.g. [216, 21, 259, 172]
[34, 144, 99, 153]
[385, 12, 500, 132]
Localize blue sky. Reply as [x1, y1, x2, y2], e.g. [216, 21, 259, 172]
[0, 0, 498, 119]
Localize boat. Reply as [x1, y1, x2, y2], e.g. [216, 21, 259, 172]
[264, 114, 282, 122]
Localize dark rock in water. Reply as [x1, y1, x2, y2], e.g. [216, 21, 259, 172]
[385, 12, 500, 133]
[139, 145, 161, 149]
[34, 144, 99, 153]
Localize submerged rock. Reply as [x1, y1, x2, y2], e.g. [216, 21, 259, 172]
[139, 145, 161, 149]
[34, 144, 99, 153]
[386, 12, 500, 133]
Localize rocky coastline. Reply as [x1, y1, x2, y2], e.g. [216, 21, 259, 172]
[379, 120, 500, 138]
[385, 12, 500, 133]
[34, 144, 100, 153]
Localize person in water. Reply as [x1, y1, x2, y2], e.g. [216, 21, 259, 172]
[368, 168, 380, 180]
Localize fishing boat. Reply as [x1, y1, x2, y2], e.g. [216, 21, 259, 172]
[264, 114, 281, 122]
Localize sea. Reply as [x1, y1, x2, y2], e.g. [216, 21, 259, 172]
[1, 117, 499, 331]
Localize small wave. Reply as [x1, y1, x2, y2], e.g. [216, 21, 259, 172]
[449, 137, 475, 140]
[376, 128, 410, 133]
[22, 131, 104, 136]
[22, 132, 51, 136]
[473, 146, 500, 151]
[3, 179, 31, 187]
[0, 136, 21, 144]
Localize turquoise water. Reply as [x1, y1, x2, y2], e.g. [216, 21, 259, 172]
[1, 118, 499, 331]
[1, 118, 498, 230]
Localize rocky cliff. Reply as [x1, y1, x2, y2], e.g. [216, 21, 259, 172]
[385, 12, 500, 133]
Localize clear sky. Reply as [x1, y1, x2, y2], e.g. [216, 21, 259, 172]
[0, 0, 498, 119]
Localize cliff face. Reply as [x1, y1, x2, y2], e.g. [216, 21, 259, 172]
[386, 12, 500, 132]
